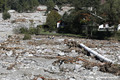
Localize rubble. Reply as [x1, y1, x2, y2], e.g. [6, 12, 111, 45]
[0, 35, 120, 80]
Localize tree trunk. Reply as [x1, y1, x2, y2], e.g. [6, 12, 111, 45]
[79, 43, 113, 63]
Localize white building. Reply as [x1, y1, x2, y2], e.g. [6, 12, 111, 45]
[98, 24, 120, 31]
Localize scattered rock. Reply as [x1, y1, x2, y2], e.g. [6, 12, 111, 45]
[60, 64, 75, 71]
[6, 50, 13, 56]
[69, 78, 76, 80]
[37, 78, 43, 80]
[92, 66, 99, 72]
[57, 51, 65, 56]
[0, 35, 119, 80]
[24, 52, 33, 57]
[71, 50, 76, 53]
[118, 56, 120, 60]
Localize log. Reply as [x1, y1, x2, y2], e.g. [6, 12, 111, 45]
[79, 43, 113, 63]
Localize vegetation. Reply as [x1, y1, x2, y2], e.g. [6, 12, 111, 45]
[1, 0, 120, 40]
[0, 0, 39, 12]
[23, 34, 31, 40]
[46, 0, 55, 13]
[2, 11, 11, 20]
[57, 0, 120, 40]
[0, 0, 70, 12]
[46, 10, 61, 31]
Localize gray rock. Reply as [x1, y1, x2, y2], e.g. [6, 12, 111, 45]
[92, 66, 99, 72]
[51, 66, 60, 73]
[69, 78, 76, 80]
[58, 51, 65, 56]
[37, 78, 43, 80]
[71, 50, 76, 53]
[60, 64, 75, 71]
[75, 64, 82, 71]
[118, 56, 120, 60]
[24, 52, 33, 57]
[6, 50, 13, 56]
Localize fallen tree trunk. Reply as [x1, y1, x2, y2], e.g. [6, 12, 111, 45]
[80, 43, 113, 63]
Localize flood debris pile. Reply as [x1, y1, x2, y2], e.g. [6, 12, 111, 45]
[0, 35, 120, 80]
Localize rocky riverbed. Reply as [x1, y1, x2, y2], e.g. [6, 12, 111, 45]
[0, 35, 120, 80]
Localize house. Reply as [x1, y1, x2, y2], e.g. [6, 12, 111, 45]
[98, 23, 116, 31]
[57, 20, 64, 28]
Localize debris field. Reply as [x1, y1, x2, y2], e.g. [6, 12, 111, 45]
[0, 35, 120, 80]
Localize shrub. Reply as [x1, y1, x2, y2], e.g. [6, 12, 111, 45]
[28, 27, 37, 34]
[114, 31, 120, 40]
[2, 11, 11, 20]
[23, 34, 31, 40]
[20, 27, 28, 34]
[13, 27, 21, 34]
[35, 27, 41, 35]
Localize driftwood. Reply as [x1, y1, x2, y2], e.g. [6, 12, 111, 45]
[80, 43, 113, 63]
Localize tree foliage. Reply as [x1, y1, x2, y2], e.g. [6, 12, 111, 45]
[0, 0, 39, 12]
[46, 10, 61, 31]
[2, 11, 11, 20]
[46, 0, 55, 12]
[100, 0, 120, 26]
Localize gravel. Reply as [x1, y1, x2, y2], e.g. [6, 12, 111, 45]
[0, 35, 119, 80]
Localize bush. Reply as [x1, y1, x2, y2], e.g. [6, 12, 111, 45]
[23, 34, 31, 40]
[28, 27, 37, 34]
[113, 31, 120, 40]
[20, 27, 28, 34]
[13, 27, 21, 34]
[92, 31, 112, 40]
[2, 11, 11, 20]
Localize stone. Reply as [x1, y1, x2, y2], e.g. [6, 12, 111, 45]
[43, 49, 53, 53]
[37, 78, 43, 80]
[37, 49, 42, 53]
[58, 51, 65, 56]
[71, 50, 76, 53]
[36, 46, 40, 49]
[24, 52, 33, 57]
[75, 64, 82, 71]
[57, 39, 64, 42]
[51, 66, 60, 73]
[92, 66, 99, 72]
[6, 50, 13, 56]
[118, 56, 120, 60]
[8, 10, 16, 13]
[69, 78, 75, 80]
[60, 64, 75, 71]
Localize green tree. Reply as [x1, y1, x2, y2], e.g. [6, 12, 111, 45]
[46, 0, 55, 12]
[54, 0, 68, 9]
[5, 0, 39, 12]
[46, 10, 61, 31]
[0, 0, 8, 12]
[100, 0, 120, 26]
[2, 11, 11, 20]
